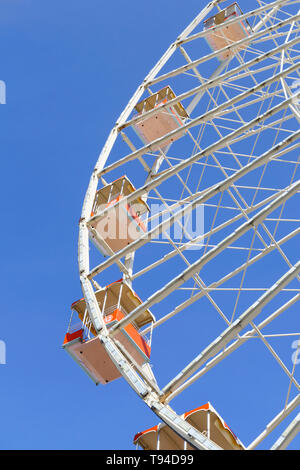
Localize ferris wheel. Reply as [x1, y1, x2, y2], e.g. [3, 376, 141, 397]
[63, 0, 300, 450]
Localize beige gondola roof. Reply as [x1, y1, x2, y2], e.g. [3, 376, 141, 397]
[134, 424, 185, 450]
[71, 280, 155, 329]
[134, 85, 189, 119]
[93, 175, 150, 214]
[133, 402, 245, 450]
[184, 403, 244, 450]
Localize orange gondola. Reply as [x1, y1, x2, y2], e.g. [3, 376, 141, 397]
[133, 85, 189, 149]
[134, 402, 245, 450]
[89, 175, 150, 256]
[63, 280, 155, 385]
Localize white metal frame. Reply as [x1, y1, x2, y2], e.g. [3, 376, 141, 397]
[76, 0, 300, 450]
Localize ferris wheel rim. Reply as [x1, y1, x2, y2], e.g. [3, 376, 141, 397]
[77, 0, 300, 450]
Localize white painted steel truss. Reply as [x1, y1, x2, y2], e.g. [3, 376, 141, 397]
[78, 0, 300, 450]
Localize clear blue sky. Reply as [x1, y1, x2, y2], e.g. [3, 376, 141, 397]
[0, 0, 299, 450]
